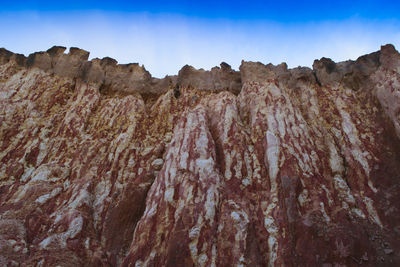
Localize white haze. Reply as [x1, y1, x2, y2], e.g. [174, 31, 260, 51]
[1, 11, 399, 78]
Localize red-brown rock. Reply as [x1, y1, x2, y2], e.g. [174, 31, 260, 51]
[0, 45, 400, 266]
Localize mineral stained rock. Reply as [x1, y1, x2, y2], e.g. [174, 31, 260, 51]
[0, 45, 400, 266]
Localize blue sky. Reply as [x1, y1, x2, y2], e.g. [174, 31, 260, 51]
[1, 1, 400, 77]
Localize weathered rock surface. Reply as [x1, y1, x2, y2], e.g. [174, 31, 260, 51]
[0, 45, 400, 266]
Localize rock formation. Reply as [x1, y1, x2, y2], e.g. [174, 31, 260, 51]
[0, 44, 399, 266]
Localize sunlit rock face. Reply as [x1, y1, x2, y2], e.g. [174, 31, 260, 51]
[0, 45, 400, 266]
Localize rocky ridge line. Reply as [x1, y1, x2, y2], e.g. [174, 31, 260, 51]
[0, 46, 242, 96]
[0, 45, 392, 96]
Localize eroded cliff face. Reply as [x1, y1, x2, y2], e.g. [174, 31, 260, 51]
[0, 45, 399, 266]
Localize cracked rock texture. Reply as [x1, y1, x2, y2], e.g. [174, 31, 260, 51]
[0, 45, 400, 266]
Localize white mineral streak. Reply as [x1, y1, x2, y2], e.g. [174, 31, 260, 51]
[206, 92, 256, 188]
[36, 141, 48, 165]
[298, 189, 309, 207]
[182, 107, 220, 266]
[334, 96, 385, 226]
[128, 106, 220, 266]
[68, 183, 93, 210]
[265, 129, 280, 266]
[333, 175, 356, 205]
[239, 83, 283, 266]
[265, 83, 320, 265]
[151, 158, 164, 169]
[93, 179, 112, 228]
[321, 185, 334, 206]
[222, 100, 235, 181]
[243, 150, 252, 186]
[336, 96, 378, 193]
[320, 202, 331, 222]
[363, 196, 383, 228]
[39, 215, 83, 249]
[328, 140, 367, 218]
[328, 141, 345, 174]
[164, 187, 174, 203]
[227, 201, 249, 265]
[35, 187, 62, 204]
[266, 131, 280, 193]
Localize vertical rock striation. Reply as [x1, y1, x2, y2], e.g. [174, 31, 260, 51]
[0, 45, 400, 266]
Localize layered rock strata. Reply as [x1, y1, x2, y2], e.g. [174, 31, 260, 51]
[0, 45, 399, 266]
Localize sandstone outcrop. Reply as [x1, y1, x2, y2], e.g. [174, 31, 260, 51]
[0, 45, 399, 266]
